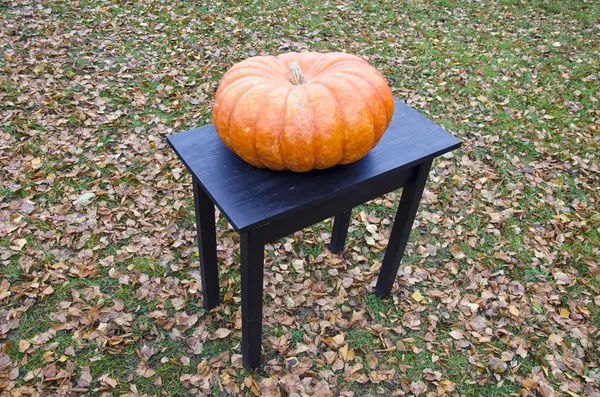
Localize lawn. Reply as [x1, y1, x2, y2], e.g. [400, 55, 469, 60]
[1, 0, 599, 395]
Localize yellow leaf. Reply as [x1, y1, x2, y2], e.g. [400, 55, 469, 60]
[565, 391, 582, 397]
[339, 344, 349, 361]
[366, 354, 378, 369]
[559, 308, 570, 318]
[521, 378, 536, 389]
[411, 291, 424, 302]
[332, 334, 345, 346]
[575, 306, 590, 316]
[508, 305, 520, 316]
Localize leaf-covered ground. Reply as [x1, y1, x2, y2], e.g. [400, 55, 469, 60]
[1, 0, 599, 396]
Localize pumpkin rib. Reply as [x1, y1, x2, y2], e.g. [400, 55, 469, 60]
[215, 78, 267, 118]
[226, 83, 275, 158]
[294, 53, 326, 77]
[288, 52, 323, 79]
[278, 88, 292, 171]
[305, 83, 344, 169]
[323, 70, 390, 140]
[321, 67, 394, 128]
[319, 59, 371, 74]
[323, 65, 390, 90]
[309, 55, 350, 75]
[314, 77, 374, 164]
[214, 80, 265, 147]
[263, 55, 289, 73]
[273, 56, 290, 77]
[310, 81, 347, 164]
[336, 75, 376, 150]
[217, 75, 272, 100]
[317, 57, 369, 74]
[228, 83, 278, 167]
[292, 54, 322, 77]
[250, 90, 269, 168]
[306, 86, 317, 170]
[254, 85, 291, 170]
[280, 87, 316, 172]
[326, 58, 369, 69]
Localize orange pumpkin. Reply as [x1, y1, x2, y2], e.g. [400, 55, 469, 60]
[212, 52, 394, 172]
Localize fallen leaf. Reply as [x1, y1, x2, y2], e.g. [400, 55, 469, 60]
[215, 328, 231, 339]
[411, 291, 425, 302]
[488, 357, 507, 373]
[449, 245, 465, 260]
[411, 380, 427, 395]
[18, 340, 30, 353]
[73, 192, 96, 206]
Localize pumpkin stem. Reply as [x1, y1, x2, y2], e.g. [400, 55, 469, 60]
[289, 62, 307, 85]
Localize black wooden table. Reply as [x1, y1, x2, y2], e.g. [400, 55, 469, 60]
[167, 98, 461, 370]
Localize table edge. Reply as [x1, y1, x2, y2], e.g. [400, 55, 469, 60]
[236, 139, 461, 233]
[166, 135, 245, 231]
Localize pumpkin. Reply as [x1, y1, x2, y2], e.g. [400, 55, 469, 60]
[212, 52, 394, 172]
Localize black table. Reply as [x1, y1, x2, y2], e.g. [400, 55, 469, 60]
[167, 98, 461, 369]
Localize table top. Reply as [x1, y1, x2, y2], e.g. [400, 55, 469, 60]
[167, 98, 461, 233]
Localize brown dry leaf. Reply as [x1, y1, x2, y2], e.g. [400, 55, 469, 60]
[18, 340, 30, 353]
[77, 366, 92, 388]
[332, 334, 345, 346]
[185, 338, 203, 355]
[521, 378, 537, 390]
[449, 245, 465, 260]
[489, 212, 502, 223]
[214, 328, 231, 339]
[231, 354, 243, 368]
[411, 380, 427, 395]
[553, 272, 572, 285]
[136, 361, 156, 378]
[10, 239, 27, 251]
[488, 357, 507, 374]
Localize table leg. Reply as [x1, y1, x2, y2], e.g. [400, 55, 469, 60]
[193, 179, 220, 310]
[240, 230, 264, 370]
[330, 210, 352, 253]
[374, 160, 432, 298]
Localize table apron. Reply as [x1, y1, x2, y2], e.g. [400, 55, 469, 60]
[257, 165, 419, 243]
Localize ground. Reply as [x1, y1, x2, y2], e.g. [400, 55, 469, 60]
[0, 0, 599, 396]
